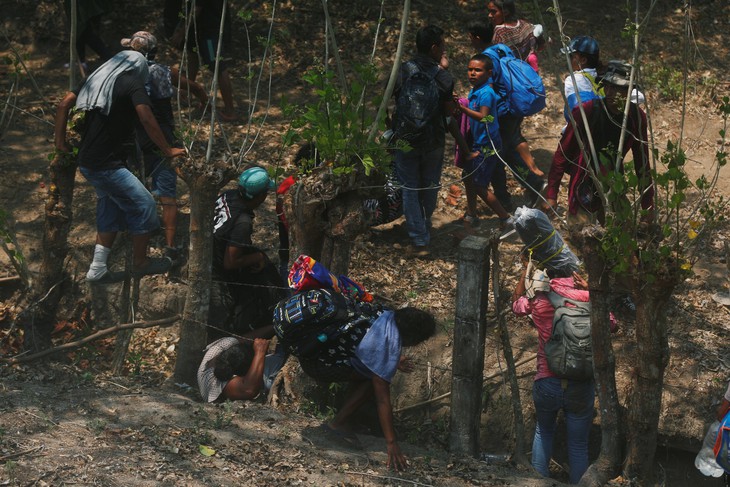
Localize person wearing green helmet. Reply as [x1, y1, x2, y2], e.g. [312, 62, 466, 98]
[209, 166, 287, 342]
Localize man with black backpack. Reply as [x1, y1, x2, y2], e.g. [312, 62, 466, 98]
[391, 25, 468, 256]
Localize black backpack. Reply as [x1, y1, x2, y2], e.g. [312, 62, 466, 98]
[544, 291, 593, 381]
[393, 61, 441, 146]
[273, 289, 381, 358]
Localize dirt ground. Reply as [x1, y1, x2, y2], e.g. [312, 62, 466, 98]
[1, 0, 730, 485]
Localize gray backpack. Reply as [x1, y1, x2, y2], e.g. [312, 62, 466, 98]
[545, 292, 593, 381]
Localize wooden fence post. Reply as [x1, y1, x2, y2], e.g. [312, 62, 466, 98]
[449, 235, 491, 457]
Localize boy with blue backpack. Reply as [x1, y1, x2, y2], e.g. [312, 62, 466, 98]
[466, 21, 546, 209]
[455, 53, 512, 227]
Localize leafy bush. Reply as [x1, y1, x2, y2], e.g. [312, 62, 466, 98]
[283, 63, 390, 177]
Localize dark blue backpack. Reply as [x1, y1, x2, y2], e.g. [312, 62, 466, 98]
[393, 61, 441, 146]
[484, 44, 546, 117]
[273, 289, 382, 358]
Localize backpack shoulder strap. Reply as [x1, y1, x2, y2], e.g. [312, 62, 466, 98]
[403, 60, 419, 76]
[546, 290, 564, 310]
[492, 43, 514, 59]
[404, 60, 440, 80]
[425, 63, 440, 80]
[547, 290, 591, 312]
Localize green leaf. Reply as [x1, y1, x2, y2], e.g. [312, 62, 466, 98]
[199, 444, 216, 456]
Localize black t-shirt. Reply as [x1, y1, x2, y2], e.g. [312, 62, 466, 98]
[137, 97, 175, 154]
[77, 73, 152, 170]
[212, 189, 258, 281]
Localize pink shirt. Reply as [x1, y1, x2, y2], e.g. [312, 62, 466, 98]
[512, 277, 591, 381]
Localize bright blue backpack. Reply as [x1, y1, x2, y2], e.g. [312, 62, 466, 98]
[484, 44, 546, 118]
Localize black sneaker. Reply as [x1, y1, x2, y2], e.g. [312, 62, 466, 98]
[86, 270, 126, 285]
[408, 245, 431, 258]
[164, 246, 183, 268]
[132, 257, 172, 278]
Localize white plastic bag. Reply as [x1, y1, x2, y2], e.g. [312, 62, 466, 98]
[695, 420, 725, 477]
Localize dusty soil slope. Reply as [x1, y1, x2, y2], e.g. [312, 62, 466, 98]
[1, 0, 729, 485]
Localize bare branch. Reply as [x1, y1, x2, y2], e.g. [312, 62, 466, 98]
[368, 0, 411, 143]
[1, 316, 180, 365]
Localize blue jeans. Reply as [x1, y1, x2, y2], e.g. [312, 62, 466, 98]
[80, 166, 159, 235]
[394, 144, 444, 246]
[144, 153, 177, 198]
[532, 377, 595, 484]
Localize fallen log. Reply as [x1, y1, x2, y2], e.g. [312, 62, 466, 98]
[1, 315, 180, 365]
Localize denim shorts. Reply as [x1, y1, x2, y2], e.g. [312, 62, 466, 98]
[144, 153, 177, 198]
[80, 166, 160, 235]
[199, 37, 230, 71]
[462, 151, 498, 188]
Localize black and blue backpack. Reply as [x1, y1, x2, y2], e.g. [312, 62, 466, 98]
[393, 61, 441, 146]
[273, 289, 382, 358]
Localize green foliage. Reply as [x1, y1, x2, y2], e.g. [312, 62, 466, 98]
[298, 382, 344, 421]
[643, 62, 685, 101]
[3, 53, 21, 75]
[0, 208, 25, 268]
[282, 63, 390, 177]
[236, 8, 253, 22]
[405, 415, 449, 446]
[621, 17, 638, 40]
[193, 403, 235, 430]
[598, 99, 730, 281]
[127, 351, 146, 376]
[212, 402, 234, 429]
[4, 460, 17, 480]
[298, 399, 335, 421]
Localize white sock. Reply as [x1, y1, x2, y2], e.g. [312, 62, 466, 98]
[86, 244, 112, 280]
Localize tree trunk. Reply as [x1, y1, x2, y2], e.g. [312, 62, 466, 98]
[111, 275, 140, 375]
[321, 193, 364, 274]
[22, 154, 76, 353]
[284, 182, 326, 262]
[285, 167, 371, 275]
[173, 179, 218, 386]
[576, 228, 623, 487]
[623, 273, 675, 482]
[491, 242, 528, 466]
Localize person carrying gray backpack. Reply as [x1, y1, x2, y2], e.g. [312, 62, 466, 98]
[511, 259, 617, 484]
